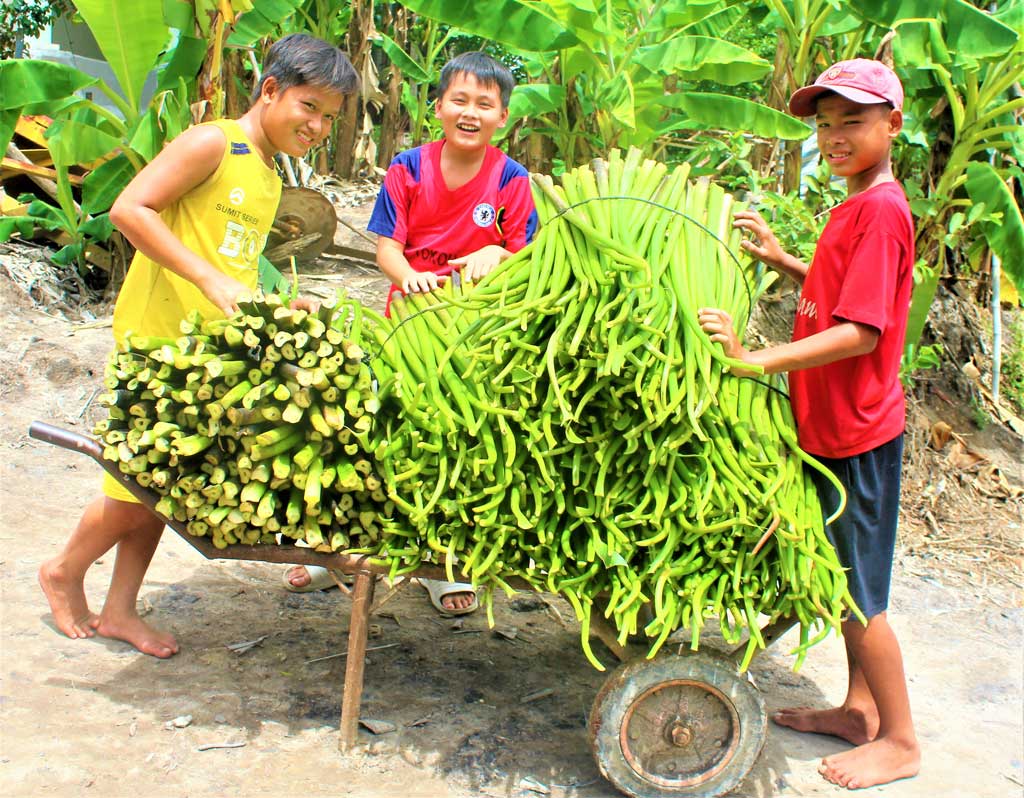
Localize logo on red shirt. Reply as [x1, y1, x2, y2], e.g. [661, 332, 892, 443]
[796, 296, 818, 320]
[472, 203, 496, 227]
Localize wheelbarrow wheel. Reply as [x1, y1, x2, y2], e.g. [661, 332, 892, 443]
[588, 649, 767, 798]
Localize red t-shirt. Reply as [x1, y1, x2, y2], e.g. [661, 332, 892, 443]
[789, 181, 915, 458]
[367, 139, 537, 311]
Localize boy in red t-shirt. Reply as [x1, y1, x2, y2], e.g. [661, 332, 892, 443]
[284, 52, 537, 613]
[699, 59, 920, 790]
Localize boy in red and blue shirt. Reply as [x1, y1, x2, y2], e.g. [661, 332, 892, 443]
[368, 51, 537, 311]
[360, 52, 536, 613]
[700, 59, 920, 790]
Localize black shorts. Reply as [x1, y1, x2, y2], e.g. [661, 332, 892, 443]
[809, 434, 903, 620]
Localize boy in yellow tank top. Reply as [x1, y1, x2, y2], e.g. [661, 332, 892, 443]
[38, 34, 358, 658]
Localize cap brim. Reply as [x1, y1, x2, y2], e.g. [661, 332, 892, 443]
[789, 84, 891, 117]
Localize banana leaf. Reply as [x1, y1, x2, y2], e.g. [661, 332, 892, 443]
[45, 119, 122, 168]
[0, 199, 72, 243]
[156, 34, 207, 92]
[126, 87, 190, 162]
[0, 109, 18, 163]
[904, 258, 941, 360]
[375, 34, 433, 83]
[602, 73, 637, 131]
[635, 36, 771, 84]
[401, 0, 579, 51]
[656, 92, 814, 140]
[993, 0, 1024, 31]
[892, 20, 953, 67]
[0, 60, 99, 110]
[853, 0, 1019, 59]
[507, 83, 567, 120]
[649, 1, 743, 33]
[74, 0, 170, 113]
[162, 0, 195, 30]
[228, 0, 314, 45]
[965, 161, 1024, 295]
[82, 155, 136, 216]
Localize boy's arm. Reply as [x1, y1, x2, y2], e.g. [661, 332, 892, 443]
[109, 125, 250, 315]
[698, 307, 878, 377]
[733, 209, 808, 284]
[377, 236, 446, 293]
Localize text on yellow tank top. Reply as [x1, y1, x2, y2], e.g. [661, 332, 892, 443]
[112, 118, 282, 343]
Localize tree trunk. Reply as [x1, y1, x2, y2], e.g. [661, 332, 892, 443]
[333, 0, 374, 179]
[376, 5, 407, 170]
[525, 127, 553, 174]
[223, 50, 248, 119]
[196, 11, 230, 123]
[752, 38, 795, 191]
[377, 66, 404, 170]
[782, 139, 803, 194]
[334, 95, 361, 179]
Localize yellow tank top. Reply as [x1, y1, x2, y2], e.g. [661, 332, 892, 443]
[112, 118, 282, 343]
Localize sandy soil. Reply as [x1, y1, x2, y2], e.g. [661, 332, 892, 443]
[1, 242, 1022, 798]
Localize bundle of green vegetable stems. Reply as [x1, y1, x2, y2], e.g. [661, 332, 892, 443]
[98, 148, 860, 671]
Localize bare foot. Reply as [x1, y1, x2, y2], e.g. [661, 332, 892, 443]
[441, 590, 475, 612]
[772, 706, 879, 745]
[39, 559, 99, 639]
[819, 736, 920, 789]
[286, 565, 312, 588]
[95, 612, 179, 658]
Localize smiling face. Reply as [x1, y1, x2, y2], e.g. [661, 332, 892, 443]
[434, 72, 509, 154]
[260, 79, 344, 158]
[814, 93, 902, 194]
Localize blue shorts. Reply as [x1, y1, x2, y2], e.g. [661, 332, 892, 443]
[809, 435, 903, 620]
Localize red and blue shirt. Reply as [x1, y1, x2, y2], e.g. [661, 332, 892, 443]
[368, 139, 537, 291]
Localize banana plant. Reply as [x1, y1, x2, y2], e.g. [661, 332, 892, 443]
[389, 0, 808, 170]
[376, 16, 451, 148]
[749, 0, 869, 190]
[370, 0, 579, 149]
[867, 0, 1024, 357]
[514, 0, 808, 167]
[0, 0, 195, 270]
[0, 0, 302, 271]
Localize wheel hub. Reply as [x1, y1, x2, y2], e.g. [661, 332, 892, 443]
[668, 721, 693, 748]
[620, 678, 741, 789]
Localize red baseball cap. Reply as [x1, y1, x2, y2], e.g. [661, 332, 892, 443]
[789, 58, 904, 117]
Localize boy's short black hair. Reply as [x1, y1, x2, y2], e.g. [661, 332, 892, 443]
[437, 52, 515, 108]
[252, 33, 359, 103]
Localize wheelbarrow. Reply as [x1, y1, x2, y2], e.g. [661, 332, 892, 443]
[31, 419, 798, 798]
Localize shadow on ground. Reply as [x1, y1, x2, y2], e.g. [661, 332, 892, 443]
[37, 555, 829, 797]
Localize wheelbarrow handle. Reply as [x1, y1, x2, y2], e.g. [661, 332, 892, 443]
[29, 420, 103, 458]
[28, 421, 164, 513]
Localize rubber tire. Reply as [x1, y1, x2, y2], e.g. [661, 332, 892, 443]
[588, 650, 767, 798]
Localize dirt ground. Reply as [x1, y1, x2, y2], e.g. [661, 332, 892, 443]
[1, 218, 1022, 798]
